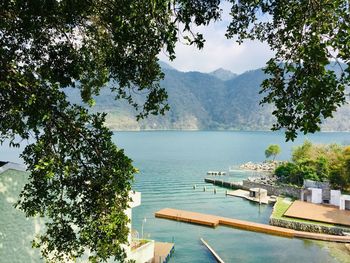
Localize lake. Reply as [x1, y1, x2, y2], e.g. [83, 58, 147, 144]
[1, 131, 350, 262]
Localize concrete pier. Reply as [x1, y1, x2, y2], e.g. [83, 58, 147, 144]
[204, 178, 244, 189]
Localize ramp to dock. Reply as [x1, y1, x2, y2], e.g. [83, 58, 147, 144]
[200, 238, 225, 263]
[155, 208, 350, 243]
[152, 242, 174, 263]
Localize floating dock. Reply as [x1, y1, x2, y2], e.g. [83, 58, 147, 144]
[155, 208, 350, 243]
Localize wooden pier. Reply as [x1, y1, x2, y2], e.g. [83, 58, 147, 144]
[152, 242, 175, 263]
[155, 208, 350, 243]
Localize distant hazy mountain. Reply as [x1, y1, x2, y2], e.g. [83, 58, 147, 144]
[209, 68, 237, 81]
[66, 62, 350, 132]
[158, 61, 176, 71]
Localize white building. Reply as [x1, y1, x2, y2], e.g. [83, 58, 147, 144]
[125, 191, 155, 263]
[301, 179, 350, 210]
[330, 190, 341, 206]
[340, 195, 350, 210]
[0, 162, 156, 262]
[249, 188, 268, 199]
[301, 187, 323, 204]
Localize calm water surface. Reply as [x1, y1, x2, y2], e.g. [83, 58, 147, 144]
[1, 131, 350, 262]
[114, 131, 350, 263]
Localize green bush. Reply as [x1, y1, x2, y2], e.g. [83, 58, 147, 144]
[275, 163, 298, 178]
[329, 169, 346, 190]
[274, 141, 350, 190]
[275, 162, 304, 186]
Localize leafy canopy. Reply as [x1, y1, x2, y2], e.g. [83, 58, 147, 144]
[0, 0, 221, 262]
[275, 141, 350, 189]
[1, 0, 350, 262]
[227, 0, 350, 140]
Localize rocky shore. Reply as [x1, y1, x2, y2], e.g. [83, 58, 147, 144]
[248, 174, 278, 185]
[239, 161, 279, 172]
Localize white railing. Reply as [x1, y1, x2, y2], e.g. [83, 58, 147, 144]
[0, 162, 26, 174]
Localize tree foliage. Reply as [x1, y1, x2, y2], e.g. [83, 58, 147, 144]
[275, 141, 350, 189]
[227, 0, 350, 140]
[265, 144, 281, 160]
[0, 0, 221, 262]
[2, 0, 350, 261]
[275, 162, 304, 186]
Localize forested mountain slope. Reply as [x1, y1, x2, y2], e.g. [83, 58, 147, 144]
[66, 63, 350, 131]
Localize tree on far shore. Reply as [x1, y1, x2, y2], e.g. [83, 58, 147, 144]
[265, 145, 281, 161]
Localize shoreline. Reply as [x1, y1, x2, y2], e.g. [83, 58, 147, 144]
[316, 241, 350, 262]
[110, 129, 350, 133]
[239, 161, 279, 173]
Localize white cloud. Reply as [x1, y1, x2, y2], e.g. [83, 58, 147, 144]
[158, 4, 274, 74]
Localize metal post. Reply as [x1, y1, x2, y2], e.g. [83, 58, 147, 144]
[141, 217, 146, 239]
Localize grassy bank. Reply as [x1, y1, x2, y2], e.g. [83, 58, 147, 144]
[271, 197, 335, 227]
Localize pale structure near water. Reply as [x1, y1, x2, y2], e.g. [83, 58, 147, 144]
[0, 162, 155, 263]
[124, 191, 155, 263]
[301, 180, 350, 210]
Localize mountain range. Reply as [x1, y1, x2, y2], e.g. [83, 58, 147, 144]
[66, 62, 350, 132]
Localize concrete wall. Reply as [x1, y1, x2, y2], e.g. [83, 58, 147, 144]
[124, 191, 142, 257]
[204, 178, 302, 198]
[330, 190, 341, 206]
[310, 188, 322, 204]
[346, 201, 350, 210]
[0, 162, 26, 173]
[130, 191, 141, 208]
[242, 180, 301, 199]
[204, 178, 245, 190]
[269, 217, 350, 236]
[269, 199, 350, 235]
[340, 195, 350, 210]
[129, 240, 155, 263]
[303, 179, 330, 189]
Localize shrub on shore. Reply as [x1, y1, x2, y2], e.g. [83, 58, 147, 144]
[274, 141, 350, 190]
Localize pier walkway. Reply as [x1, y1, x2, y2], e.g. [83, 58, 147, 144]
[204, 178, 244, 189]
[155, 208, 350, 243]
[152, 242, 175, 263]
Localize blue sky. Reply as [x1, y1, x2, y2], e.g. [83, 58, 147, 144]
[158, 2, 274, 74]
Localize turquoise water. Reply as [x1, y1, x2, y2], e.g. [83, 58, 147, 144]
[1, 131, 350, 262]
[115, 131, 350, 263]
